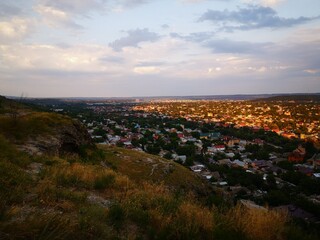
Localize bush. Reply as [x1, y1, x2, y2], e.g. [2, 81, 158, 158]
[107, 203, 125, 230]
[94, 174, 115, 190]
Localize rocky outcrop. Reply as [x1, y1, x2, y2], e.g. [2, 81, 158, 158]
[58, 121, 93, 154]
[18, 119, 92, 156]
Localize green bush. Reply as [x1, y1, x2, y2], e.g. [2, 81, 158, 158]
[107, 203, 125, 230]
[94, 174, 115, 190]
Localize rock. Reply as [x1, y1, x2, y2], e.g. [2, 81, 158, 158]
[18, 119, 92, 156]
[87, 194, 111, 208]
[26, 162, 43, 174]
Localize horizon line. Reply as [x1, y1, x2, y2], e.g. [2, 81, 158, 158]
[4, 92, 320, 100]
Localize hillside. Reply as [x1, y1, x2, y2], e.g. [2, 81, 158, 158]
[0, 97, 317, 240]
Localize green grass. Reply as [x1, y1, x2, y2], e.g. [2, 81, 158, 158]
[0, 112, 73, 142]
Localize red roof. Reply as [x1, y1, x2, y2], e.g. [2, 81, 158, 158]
[215, 145, 225, 149]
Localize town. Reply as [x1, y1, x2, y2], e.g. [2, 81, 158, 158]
[48, 98, 320, 223]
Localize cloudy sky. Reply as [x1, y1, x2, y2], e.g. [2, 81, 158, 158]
[1, 0, 320, 97]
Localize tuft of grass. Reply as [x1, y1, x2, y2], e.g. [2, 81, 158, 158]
[226, 204, 288, 240]
[50, 162, 117, 189]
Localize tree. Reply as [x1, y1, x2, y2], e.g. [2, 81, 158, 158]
[265, 190, 289, 206]
[191, 131, 200, 139]
[163, 152, 172, 159]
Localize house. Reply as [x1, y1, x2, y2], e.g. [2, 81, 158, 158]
[226, 152, 235, 158]
[225, 138, 240, 148]
[175, 155, 187, 163]
[232, 160, 247, 168]
[312, 173, 320, 179]
[307, 153, 320, 169]
[214, 145, 226, 152]
[218, 159, 232, 165]
[177, 132, 184, 138]
[252, 160, 272, 169]
[296, 166, 314, 176]
[288, 145, 306, 163]
[253, 138, 264, 145]
[200, 132, 221, 140]
[190, 164, 205, 173]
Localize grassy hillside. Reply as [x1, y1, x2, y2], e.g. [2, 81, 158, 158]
[0, 97, 318, 240]
[99, 146, 210, 196]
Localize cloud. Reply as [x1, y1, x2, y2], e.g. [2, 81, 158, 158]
[181, 0, 231, 3]
[0, 18, 34, 43]
[170, 31, 271, 54]
[99, 56, 125, 63]
[170, 32, 214, 42]
[136, 61, 166, 67]
[243, 0, 285, 7]
[119, 0, 150, 8]
[109, 28, 161, 51]
[161, 24, 170, 29]
[34, 5, 83, 29]
[304, 69, 319, 74]
[199, 5, 320, 31]
[36, 0, 106, 15]
[0, 2, 22, 19]
[204, 39, 272, 54]
[34, 0, 108, 29]
[133, 66, 161, 74]
[0, 43, 122, 74]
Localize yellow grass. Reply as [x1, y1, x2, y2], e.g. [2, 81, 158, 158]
[227, 204, 288, 240]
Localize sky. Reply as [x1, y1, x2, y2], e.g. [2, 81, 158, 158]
[0, 0, 320, 97]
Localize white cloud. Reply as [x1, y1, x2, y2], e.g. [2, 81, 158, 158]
[243, 0, 285, 6]
[133, 66, 161, 74]
[304, 69, 319, 74]
[34, 5, 83, 29]
[36, 0, 106, 15]
[0, 18, 33, 43]
[0, 43, 123, 74]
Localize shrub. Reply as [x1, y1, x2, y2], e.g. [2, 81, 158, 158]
[94, 174, 115, 190]
[107, 203, 125, 230]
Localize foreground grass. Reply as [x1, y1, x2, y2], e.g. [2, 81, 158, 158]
[1, 136, 319, 240]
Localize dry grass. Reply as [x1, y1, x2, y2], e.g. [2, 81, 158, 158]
[226, 204, 288, 240]
[49, 162, 117, 189]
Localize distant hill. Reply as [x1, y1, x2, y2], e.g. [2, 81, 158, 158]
[7, 93, 320, 104]
[252, 94, 320, 102]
